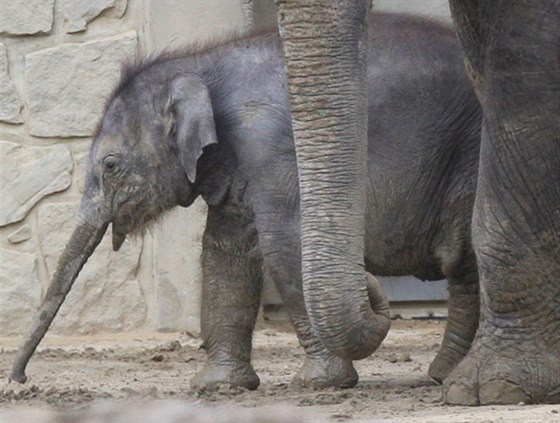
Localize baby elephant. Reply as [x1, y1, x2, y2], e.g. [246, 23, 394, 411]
[11, 13, 482, 390]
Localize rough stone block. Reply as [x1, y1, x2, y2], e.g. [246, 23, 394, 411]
[0, 0, 55, 35]
[0, 43, 23, 123]
[0, 141, 73, 227]
[25, 32, 137, 137]
[0, 250, 42, 336]
[7, 224, 32, 244]
[63, 0, 128, 33]
[147, 1, 246, 48]
[152, 202, 206, 334]
[38, 203, 146, 334]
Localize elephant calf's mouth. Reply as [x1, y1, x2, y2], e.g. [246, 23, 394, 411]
[112, 228, 127, 251]
[111, 200, 167, 251]
[111, 210, 135, 251]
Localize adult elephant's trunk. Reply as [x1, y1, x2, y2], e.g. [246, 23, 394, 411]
[10, 219, 108, 383]
[276, 0, 390, 360]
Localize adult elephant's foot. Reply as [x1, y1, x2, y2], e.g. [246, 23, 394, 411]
[292, 350, 358, 389]
[443, 336, 560, 405]
[190, 363, 260, 391]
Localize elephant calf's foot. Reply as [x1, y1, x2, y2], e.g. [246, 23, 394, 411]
[191, 362, 260, 391]
[443, 339, 560, 405]
[292, 351, 358, 389]
[428, 346, 468, 384]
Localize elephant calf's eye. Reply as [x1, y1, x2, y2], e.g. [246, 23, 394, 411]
[103, 156, 119, 173]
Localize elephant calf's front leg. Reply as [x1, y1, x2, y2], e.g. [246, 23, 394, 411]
[191, 208, 262, 391]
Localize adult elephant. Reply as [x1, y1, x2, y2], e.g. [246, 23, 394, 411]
[275, 0, 559, 406]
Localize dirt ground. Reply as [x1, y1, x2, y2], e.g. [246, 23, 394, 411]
[1, 320, 558, 422]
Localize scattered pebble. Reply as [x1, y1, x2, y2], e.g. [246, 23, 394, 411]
[331, 413, 353, 421]
[158, 341, 182, 352]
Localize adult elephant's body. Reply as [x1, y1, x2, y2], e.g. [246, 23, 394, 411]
[441, 0, 560, 405]
[10, 13, 481, 389]
[277, 0, 559, 405]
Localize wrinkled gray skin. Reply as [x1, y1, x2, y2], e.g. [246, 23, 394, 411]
[274, 0, 378, 362]
[440, 0, 560, 405]
[11, 13, 481, 390]
[278, 0, 560, 406]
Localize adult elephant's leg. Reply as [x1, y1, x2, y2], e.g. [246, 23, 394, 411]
[275, 0, 390, 360]
[191, 207, 262, 391]
[444, 0, 560, 405]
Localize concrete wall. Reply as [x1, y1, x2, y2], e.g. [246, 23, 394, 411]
[1, 0, 451, 336]
[374, 0, 451, 21]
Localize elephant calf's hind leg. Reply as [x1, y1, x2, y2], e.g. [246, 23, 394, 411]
[429, 272, 479, 384]
[262, 264, 359, 389]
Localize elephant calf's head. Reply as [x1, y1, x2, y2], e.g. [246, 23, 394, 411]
[92, 73, 218, 250]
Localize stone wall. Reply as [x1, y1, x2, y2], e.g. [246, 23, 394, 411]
[0, 0, 258, 336]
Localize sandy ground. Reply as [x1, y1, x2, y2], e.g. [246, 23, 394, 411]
[1, 320, 558, 422]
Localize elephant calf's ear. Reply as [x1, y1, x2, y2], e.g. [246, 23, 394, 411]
[166, 74, 218, 183]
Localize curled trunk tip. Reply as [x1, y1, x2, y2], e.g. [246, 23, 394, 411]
[305, 272, 391, 361]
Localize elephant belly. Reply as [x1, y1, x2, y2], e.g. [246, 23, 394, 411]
[364, 233, 444, 281]
[363, 189, 446, 281]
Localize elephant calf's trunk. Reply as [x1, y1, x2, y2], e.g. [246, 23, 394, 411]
[10, 221, 107, 383]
